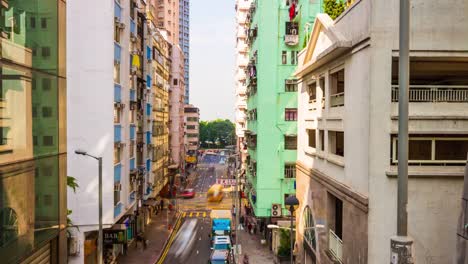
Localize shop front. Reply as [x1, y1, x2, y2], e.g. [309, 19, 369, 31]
[103, 228, 126, 264]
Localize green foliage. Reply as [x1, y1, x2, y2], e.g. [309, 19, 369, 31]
[278, 229, 291, 257]
[67, 176, 79, 193]
[199, 119, 235, 149]
[323, 0, 346, 20]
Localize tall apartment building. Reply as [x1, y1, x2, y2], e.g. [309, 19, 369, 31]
[179, 0, 190, 103]
[234, 0, 251, 170]
[244, 0, 321, 219]
[68, 0, 165, 262]
[184, 104, 200, 154]
[149, 27, 171, 199]
[169, 45, 186, 169]
[0, 1, 67, 262]
[154, 0, 180, 46]
[294, 1, 468, 263]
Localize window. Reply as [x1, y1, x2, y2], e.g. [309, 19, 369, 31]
[130, 141, 134, 158]
[187, 125, 196, 129]
[114, 146, 121, 164]
[291, 51, 297, 65]
[43, 136, 54, 146]
[391, 135, 468, 165]
[114, 63, 120, 83]
[284, 164, 296, 178]
[33, 136, 38, 146]
[42, 78, 51, 91]
[114, 24, 121, 43]
[328, 193, 343, 239]
[41, 18, 47, 28]
[282, 51, 287, 64]
[308, 82, 317, 103]
[285, 108, 297, 121]
[32, 106, 37, 117]
[285, 79, 297, 92]
[319, 130, 325, 151]
[329, 131, 344, 157]
[319, 77, 325, 109]
[285, 135, 297, 150]
[187, 133, 198, 138]
[129, 108, 134, 123]
[303, 206, 317, 259]
[42, 47, 50, 57]
[30, 17, 36, 28]
[114, 188, 121, 206]
[42, 107, 52, 118]
[330, 69, 345, 107]
[307, 129, 316, 148]
[114, 107, 120, 123]
[173, 78, 178, 85]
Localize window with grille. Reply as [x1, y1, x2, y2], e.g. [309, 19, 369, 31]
[284, 164, 296, 178]
[285, 108, 297, 121]
[285, 79, 297, 92]
[282, 51, 287, 64]
[285, 135, 297, 150]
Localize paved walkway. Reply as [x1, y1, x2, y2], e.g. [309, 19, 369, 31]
[117, 209, 176, 264]
[238, 224, 277, 264]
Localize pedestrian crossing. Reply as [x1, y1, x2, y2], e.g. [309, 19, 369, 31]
[182, 211, 209, 218]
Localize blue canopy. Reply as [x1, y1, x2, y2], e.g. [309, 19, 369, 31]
[212, 219, 231, 231]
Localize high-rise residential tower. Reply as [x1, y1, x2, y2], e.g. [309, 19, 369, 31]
[179, 0, 190, 103]
[154, 0, 180, 46]
[244, 0, 322, 219]
[0, 1, 67, 262]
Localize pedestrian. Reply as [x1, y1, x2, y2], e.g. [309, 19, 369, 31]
[243, 254, 249, 264]
[232, 205, 236, 218]
[253, 224, 257, 235]
[247, 223, 252, 234]
[240, 215, 245, 227]
[160, 199, 164, 211]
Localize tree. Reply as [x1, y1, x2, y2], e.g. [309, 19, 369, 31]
[323, 0, 346, 20]
[199, 119, 235, 149]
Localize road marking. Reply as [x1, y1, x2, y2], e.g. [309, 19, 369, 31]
[182, 212, 187, 217]
[203, 212, 206, 218]
[189, 212, 193, 217]
[155, 214, 183, 264]
[196, 212, 199, 217]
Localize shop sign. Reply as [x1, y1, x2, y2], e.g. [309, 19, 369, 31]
[103, 229, 126, 244]
[216, 179, 237, 186]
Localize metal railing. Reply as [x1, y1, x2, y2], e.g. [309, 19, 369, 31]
[391, 85, 468, 102]
[329, 229, 343, 262]
[284, 166, 296, 178]
[330, 92, 345, 107]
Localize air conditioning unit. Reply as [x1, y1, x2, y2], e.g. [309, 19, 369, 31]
[114, 16, 120, 24]
[114, 183, 122, 191]
[271, 204, 282, 217]
[118, 22, 125, 30]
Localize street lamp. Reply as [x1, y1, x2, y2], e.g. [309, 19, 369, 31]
[75, 150, 103, 264]
[285, 195, 299, 264]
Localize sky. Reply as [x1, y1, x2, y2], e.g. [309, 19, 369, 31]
[189, 0, 236, 121]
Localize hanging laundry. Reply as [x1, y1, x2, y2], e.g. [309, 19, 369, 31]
[132, 54, 140, 68]
[289, 1, 296, 21]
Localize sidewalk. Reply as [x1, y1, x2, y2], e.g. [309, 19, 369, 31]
[238, 226, 277, 264]
[117, 209, 176, 264]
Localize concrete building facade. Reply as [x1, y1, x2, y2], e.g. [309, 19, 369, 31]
[0, 0, 67, 262]
[245, 0, 322, 218]
[294, 1, 468, 263]
[184, 104, 200, 154]
[179, 0, 190, 103]
[153, 0, 179, 46]
[234, 0, 251, 170]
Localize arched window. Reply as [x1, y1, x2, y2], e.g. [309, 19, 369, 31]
[303, 205, 316, 251]
[0, 207, 19, 248]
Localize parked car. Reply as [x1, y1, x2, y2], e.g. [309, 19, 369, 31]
[179, 188, 196, 199]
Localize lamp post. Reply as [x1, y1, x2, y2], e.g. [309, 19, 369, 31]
[75, 150, 103, 264]
[285, 195, 299, 264]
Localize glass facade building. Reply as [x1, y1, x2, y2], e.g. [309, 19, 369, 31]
[0, 0, 67, 263]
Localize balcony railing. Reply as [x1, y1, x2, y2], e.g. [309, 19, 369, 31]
[329, 229, 343, 262]
[114, 124, 122, 142]
[330, 92, 345, 107]
[285, 22, 299, 46]
[391, 85, 468, 102]
[284, 166, 296, 179]
[114, 83, 121, 103]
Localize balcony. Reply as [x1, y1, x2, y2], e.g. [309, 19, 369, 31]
[130, 158, 136, 171]
[114, 83, 122, 102]
[130, 89, 136, 102]
[114, 164, 122, 182]
[114, 124, 122, 142]
[330, 92, 344, 107]
[114, 0, 122, 21]
[114, 42, 121, 63]
[146, 46, 152, 61]
[329, 229, 343, 262]
[146, 103, 152, 116]
[391, 85, 468, 103]
[285, 22, 299, 46]
[130, 125, 136, 140]
[146, 131, 151, 144]
[146, 159, 151, 173]
[146, 75, 152, 88]
[114, 203, 123, 218]
[130, 19, 136, 37]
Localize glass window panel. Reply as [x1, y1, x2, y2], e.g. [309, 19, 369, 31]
[435, 140, 468, 161]
[408, 140, 432, 160]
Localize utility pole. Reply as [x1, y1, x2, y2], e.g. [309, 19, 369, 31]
[391, 0, 414, 263]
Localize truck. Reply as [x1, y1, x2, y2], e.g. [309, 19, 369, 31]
[210, 210, 232, 236]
